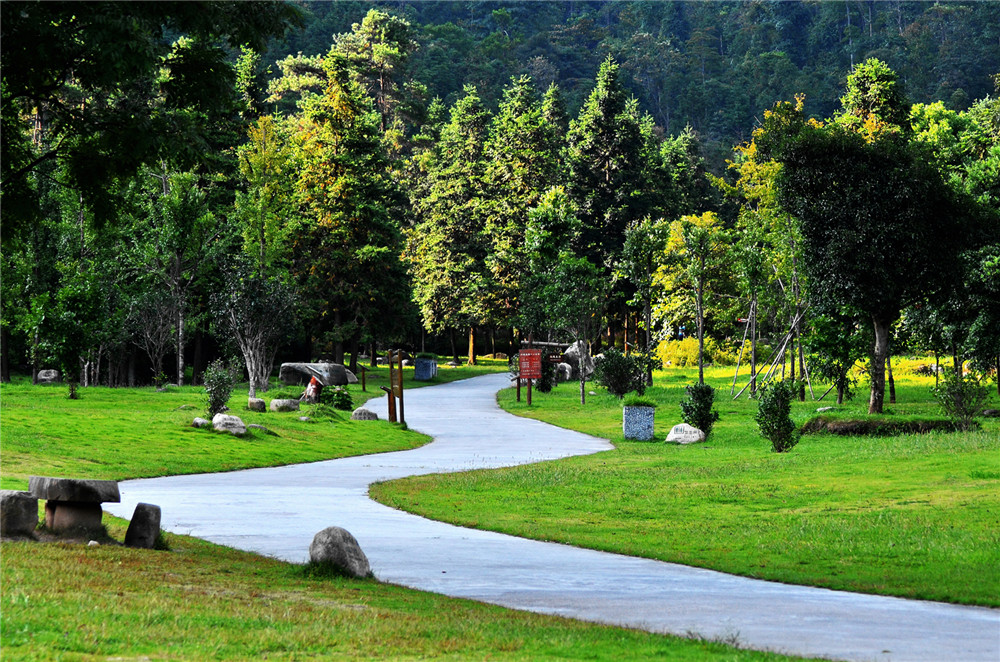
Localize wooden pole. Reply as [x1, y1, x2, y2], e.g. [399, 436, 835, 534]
[381, 386, 396, 422]
[396, 350, 405, 425]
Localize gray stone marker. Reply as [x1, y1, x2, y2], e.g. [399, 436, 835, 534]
[309, 526, 371, 578]
[247, 397, 266, 412]
[350, 407, 378, 421]
[666, 423, 706, 444]
[212, 413, 246, 436]
[29, 476, 120, 534]
[1, 490, 39, 538]
[124, 503, 161, 549]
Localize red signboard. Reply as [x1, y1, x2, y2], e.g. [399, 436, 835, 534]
[519, 349, 542, 380]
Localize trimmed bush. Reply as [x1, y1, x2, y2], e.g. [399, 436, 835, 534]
[320, 385, 354, 411]
[755, 380, 800, 453]
[624, 394, 657, 409]
[678, 382, 720, 439]
[933, 371, 990, 432]
[204, 359, 238, 417]
[593, 348, 646, 398]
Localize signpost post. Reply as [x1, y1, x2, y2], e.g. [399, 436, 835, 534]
[520, 348, 542, 406]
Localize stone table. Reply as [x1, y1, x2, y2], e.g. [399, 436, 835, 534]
[29, 476, 120, 534]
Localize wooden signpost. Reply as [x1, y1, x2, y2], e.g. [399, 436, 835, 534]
[519, 348, 542, 406]
[380, 350, 405, 424]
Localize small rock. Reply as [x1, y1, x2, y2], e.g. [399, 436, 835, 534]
[192, 417, 211, 428]
[298, 416, 311, 422]
[248, 423, 278, 436]
[981, 409, 1000, 418]
[270, 398, 300, 413]
[88, 540, 100, 547]
[248, 397, 266, 412]
[124, 503, 161, 549]
[556, 362, 572, 382]
[309, 526, 371, 578]
[212, 413, 246, 436]
[176, 405, 194, 411]
[589, 391, 596, 396]
[666, 423, 706, 444]
[350, 408, 378, 421]
[447, 360, 460, 367]
[816, 406, 837, 413]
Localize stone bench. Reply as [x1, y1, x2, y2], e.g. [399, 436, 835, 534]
[29, 476, 120, 534]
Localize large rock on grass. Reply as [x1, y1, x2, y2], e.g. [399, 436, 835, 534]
[563, 341, 594, 380]
[270, 399, 300, 413]
[666, 423, 705, 444]
[279, 363, 349, 387]
[124, 503, 161, 549]
[212, 414, 246, 436]
[1, 490, 39, 538]
[309, 526, 371, 578]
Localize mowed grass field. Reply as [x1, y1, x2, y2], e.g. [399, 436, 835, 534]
[2, 360, 814, 661]
[371, 364, 1000, 607]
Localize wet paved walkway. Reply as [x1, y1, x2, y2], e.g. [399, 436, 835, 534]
[106, 373, 999, 662]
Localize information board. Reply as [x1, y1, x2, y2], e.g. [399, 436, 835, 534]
[519, 349, 542, 380]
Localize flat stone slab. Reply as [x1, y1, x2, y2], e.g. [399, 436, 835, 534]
[29, 476, 120, 503]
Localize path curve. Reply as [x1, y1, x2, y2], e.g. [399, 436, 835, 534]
[106, 373, 998, 662]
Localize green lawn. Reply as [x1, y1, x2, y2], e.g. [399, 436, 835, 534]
[371, 365, 1000, 607]
[2, 361, 813, 660]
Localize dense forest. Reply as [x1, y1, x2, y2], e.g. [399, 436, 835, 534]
[272, 0, 1000, 165]
[2, 1, 998, 414]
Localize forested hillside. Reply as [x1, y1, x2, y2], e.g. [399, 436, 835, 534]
[271, 0, 1000, 164]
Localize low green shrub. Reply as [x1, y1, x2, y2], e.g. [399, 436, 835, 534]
[755, 380, 800, 453]
[655, 337, 763, 368]
[678, 382, 720, 438]
[593, 348, 646, 398]
[933, 371, 991, 431]
[800, 416, 961, 436]
[319, 385, 353, 411]
[204, 359, 238, 417]
[535, 349, 557, 393]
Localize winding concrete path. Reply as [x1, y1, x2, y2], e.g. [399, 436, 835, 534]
[105, 373, 998, 662]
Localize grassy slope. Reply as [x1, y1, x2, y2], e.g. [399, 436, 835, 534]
[2, 361, 812, 660]
[371, 366, 1000, 607]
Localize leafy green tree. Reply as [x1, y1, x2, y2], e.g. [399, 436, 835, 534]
[1, 1, 301, 228]
[567, 56, 664, 268]
[293, 53, 411, 366]
[127, 169, 223, 386]
[213, 262, 298, 398]
[408, 86, 492, 363]
[234, 116, 297, 271]
[481, 76, 565, 331]
[619, 216, 670, 385]
[654, 212, 731, 385]
[765, 116, 968, 414]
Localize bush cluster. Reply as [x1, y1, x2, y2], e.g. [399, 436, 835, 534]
[679, 382, 720, 439]
[755, 380, 800, 452]
[932, 371, 990, 431]
[593, 348, 646, 398]
[204, 359, 237, 417]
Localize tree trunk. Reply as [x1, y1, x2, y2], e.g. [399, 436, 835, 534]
[934, 350, 940, 388]
[467, 326, 476, 365]
[696, 279, 705, 385]
[644, 297, 653, 386]
[192, 330, 204, 386]
[579, 343, 587, 405]
[887, 353, 896, 404]
[370, 341, 378, 368]
[349, 336, 359, 374]
[868, 314, 892, 414]
[750, 297, 757, 397]
[176, 303, 185, 386]
[449, 329, 458, 364]
[836, 385, 845, 405]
